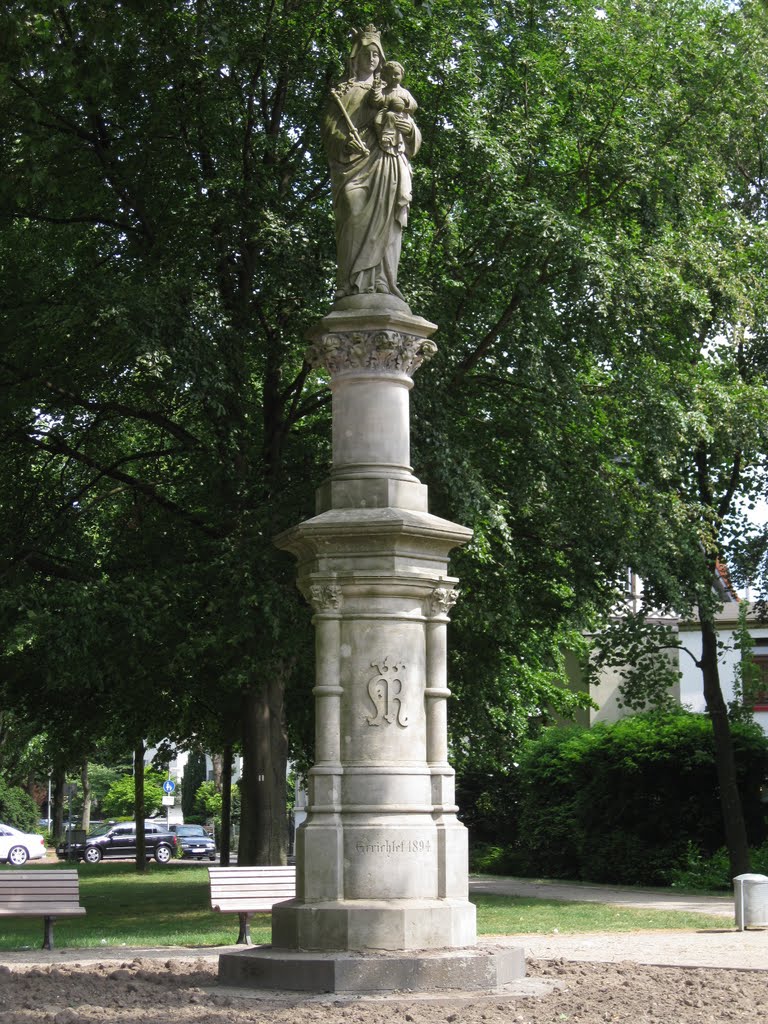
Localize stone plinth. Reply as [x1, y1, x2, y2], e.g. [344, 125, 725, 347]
[218, 944, 525, 994]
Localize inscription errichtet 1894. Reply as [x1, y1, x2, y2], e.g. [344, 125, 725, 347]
[355, 839, 432, 855]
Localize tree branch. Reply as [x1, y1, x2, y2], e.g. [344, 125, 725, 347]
[0, 366, 202, 448]
[26, 433, 223, 539]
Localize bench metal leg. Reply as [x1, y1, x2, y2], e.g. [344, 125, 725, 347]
[236, 912, 252, 944]
[42, 916, 55, 951]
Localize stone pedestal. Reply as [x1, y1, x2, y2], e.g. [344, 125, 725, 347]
[219, 296, 523, 990]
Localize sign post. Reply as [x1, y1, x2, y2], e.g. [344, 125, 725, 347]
[162, 778, 176, 829]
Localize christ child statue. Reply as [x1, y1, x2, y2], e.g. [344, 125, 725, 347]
[373, 61, 418, 155]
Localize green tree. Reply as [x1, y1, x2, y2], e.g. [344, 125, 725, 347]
[181, 750, 207, 821]
[0, 777, 40, 832]
[1, 0, 767, 871]
[102, 767, 165, 819]
[195, 780, 222, 818]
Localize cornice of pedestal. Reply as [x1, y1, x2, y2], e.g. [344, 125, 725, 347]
[274, 506, 473, 563]
[308, 295, 438, 340]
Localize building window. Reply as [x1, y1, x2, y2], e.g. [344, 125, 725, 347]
[751, 651, 768, 711]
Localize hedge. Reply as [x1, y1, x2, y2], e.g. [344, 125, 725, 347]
[510, 710, 768, 886]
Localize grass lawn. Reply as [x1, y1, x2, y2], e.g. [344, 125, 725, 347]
[0, 862, 730, 952]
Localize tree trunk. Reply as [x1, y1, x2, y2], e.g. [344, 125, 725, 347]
[220, 742, 233, 866]
[238, 675, 288, 865]
[699, 608, 751, 878]
[133, 742, 147, 873]
[211, 753, 223, 791]
[51, 763, 66, 843]
[80, 760, 91, 833]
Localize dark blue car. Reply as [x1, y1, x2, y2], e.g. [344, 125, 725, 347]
[168, 823, 217, 860]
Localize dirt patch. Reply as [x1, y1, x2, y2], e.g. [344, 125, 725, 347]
[0, 955, 762, 1024]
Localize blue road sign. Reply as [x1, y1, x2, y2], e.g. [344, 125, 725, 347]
[162, 779, 176, 795]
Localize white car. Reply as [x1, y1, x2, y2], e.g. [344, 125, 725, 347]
[0, 822, 47, 866]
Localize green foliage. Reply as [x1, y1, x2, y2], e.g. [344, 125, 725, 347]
[731, 601, 764, 722]
[514, 711, 768, 885]
[102, 768, 165, 818]
[468, 842, 522, 876]
[0, 777, 39, 832]
[195, 780, 221, 818]
[67, 763, 124, 819]
[670, 841, 768, 891]
[589, 614, 684, 713]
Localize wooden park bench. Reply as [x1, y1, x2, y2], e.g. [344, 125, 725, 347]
[208, 865, 296, 944]
[0, 870, 85, 950]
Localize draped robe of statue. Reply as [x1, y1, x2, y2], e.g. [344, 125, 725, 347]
[322, 78, 421, 300]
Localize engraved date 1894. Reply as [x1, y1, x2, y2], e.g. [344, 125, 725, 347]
[355, 839, 432, 855]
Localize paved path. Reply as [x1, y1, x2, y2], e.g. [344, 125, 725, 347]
[469, 875, 768, 971]
[469, 874, 734, 916]
[493, 929, 768, 970]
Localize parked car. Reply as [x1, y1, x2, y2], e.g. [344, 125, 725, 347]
[55, 821, 178, 864]
[168, 823, 217, 861]
[0, 822, 47, 866]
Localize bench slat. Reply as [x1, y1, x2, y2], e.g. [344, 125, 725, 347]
[0, 896, 84, 904]
[0, 870, 79, 880]
[0, 883, 81, 894]
[208, 869, 295, 879]
[0, 907, 86, 917]
[209, 892, 296, 901]
[209, 880, 296, 890]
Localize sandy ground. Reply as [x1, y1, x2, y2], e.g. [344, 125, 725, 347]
[0, 876, 761, 1022]
[1, 929, 766, 1024]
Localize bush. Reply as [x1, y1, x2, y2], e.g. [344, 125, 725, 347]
[182, 813, 207, 826]
[0, 777, 39, 832]
[195, 780, 221, 817]
[469, 842, 525, 875]
[457, 769, 520, 848]
[670, 841, 768, 891]
[512, 710, 768, 886]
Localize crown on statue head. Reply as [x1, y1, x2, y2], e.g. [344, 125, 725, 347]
[353, 23, 382, 49]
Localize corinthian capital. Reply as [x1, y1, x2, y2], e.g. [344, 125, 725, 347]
[306, 584, 343, 612]
[306, 330, 437, 377]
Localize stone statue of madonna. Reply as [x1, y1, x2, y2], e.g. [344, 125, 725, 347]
[322, 25, 421, 303]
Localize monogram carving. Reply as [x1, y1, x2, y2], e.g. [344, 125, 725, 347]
[366, 657, 409, 727]
[306, 331, 437, 377]
[307, 584, 343, 612]
[428, 587, 460, 617]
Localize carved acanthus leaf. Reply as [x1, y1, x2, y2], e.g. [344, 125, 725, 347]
[306, 331, 437, 377]
[428, 587, 460, 617]
[307, 584, 343, 612]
